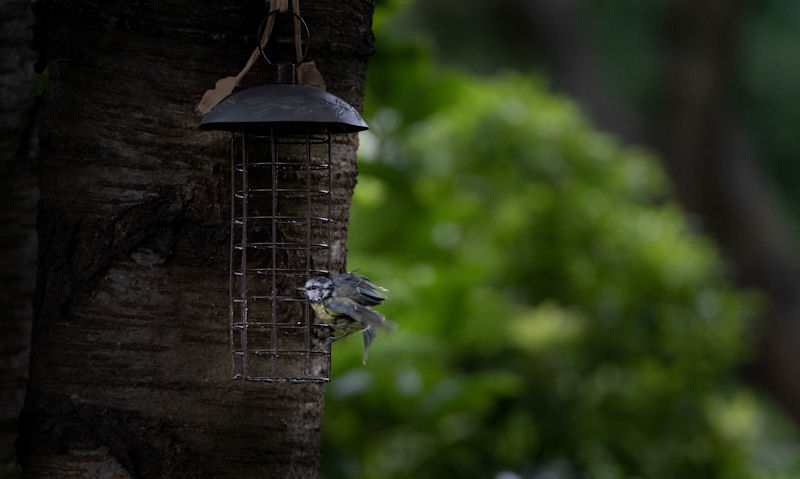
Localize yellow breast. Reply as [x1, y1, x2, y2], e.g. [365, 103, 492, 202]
[311, 302, 336, 322]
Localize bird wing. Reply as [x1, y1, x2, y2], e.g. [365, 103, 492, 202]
[326, 296, 396, 366]
[326, 298, 395, 330]
[333, 272, 387, 306]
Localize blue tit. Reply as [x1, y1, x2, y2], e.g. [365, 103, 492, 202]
[300, 273, 395, 365]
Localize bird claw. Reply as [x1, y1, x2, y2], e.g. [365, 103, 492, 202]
[327, 335, 345, 345]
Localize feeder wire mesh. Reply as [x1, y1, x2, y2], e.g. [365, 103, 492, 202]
[200, 2, 368, 383]
[229, 129, 333, 382]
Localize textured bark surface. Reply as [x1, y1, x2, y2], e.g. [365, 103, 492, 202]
[17, 0, 374, 477]
[0, 0, 37, 475]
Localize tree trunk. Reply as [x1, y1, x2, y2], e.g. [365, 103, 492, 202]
[0, 0, 37, 475]
[659, 0, 800, 424]
[16, 1, 374, 477]
[523, 0, 800, 423]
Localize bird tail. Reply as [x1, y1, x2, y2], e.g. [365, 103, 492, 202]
[361, 319, 396, 365]
[362, 328, 376, 365]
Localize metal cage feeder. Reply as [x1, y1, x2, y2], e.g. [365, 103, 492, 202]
[201, 69, 367, 382]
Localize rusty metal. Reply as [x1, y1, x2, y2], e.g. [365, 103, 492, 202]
[223, 129, 339, 382]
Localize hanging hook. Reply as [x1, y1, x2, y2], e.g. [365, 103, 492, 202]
[256, 9, 310, 66]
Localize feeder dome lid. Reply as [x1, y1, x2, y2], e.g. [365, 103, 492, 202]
[200, 83, 368, 133]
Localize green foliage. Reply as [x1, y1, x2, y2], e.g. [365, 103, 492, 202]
[737, 0, 800, 223]
[578, 0, 800, 227]
[321, 3, 800, 478]
[31, 59, 67, 97]
[30, 65, 50, 98]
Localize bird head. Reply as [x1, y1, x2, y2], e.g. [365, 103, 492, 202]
[300, 277, 334, 303]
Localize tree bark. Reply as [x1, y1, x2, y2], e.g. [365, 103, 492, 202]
[0, 0, 38, 475]
[16, 1, 374, 477]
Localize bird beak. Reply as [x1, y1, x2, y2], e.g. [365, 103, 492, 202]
[297, 287, 306, 292]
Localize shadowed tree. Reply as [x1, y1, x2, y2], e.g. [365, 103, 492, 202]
[12, 0, 374, 476]
[407, 0, 800, 425]
[526, 0, 800, 423]
[0, 0, 37, 475]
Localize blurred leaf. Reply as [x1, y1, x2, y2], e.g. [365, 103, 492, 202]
[322, 3, 800, 479]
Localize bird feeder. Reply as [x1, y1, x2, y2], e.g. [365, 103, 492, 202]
[199, 5, 367, 382]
